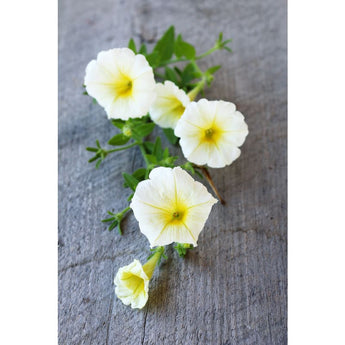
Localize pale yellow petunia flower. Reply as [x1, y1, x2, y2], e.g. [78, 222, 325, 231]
[174, 99, 249, 168]
[149, 81, 190, 129]
[114, 248, 163, 309]
[130, 167, 217, 247]
[84, 48, 156, 120]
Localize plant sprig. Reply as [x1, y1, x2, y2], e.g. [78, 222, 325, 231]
[86, 26, 230, 238]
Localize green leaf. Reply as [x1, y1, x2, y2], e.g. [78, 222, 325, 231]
[145, 154, 158, 164]
[95, 159, 102, 169]
[153, 26, 175, 63]
[101, 217, 115, 223]
[163, 128, 179, 145]
[108, 133, 130, 146]
[111, 119, 126, 130]
[174, 243, 193, 258]
[127, 193, 134, 201]
[162, 156, 178, 167]
[175, 34, 196, 60]
[146, 52, 160, 68]
[88, 156, 98, 163]
[139, 43, 147, 55]
[131, 122, 155, 139]
[122, 173, 139, 191]
[164, 67, 179, 84]
[86, 147, 98, 152]
[206, 65, 221, 75]
[153, 137, 163, 161]
[143, 141, 154, 154]
[128, 38, 137, 53]
[181, 63, 200, 84]
[108, 220, 119, 231]
[132, 168, 147, 181]
[163, 147, 169, 159]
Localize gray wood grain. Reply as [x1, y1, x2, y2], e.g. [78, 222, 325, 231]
[58, 0, 287, 344]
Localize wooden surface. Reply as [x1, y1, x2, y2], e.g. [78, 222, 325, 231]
[58, 0, 287, 344]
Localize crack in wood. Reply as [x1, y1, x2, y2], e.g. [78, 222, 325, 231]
[141, 308, 148, 345]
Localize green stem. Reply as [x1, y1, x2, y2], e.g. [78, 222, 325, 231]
[142, 247, 164, 279]
[156, 57, 189, 68]
[155, 45, 221, 69]
[106, 142, 138, 154]
[118, 206, 130, 218]
[138, 143, 150, 168]
[187, 77, 207, 101]
[195, 46, 218, 60]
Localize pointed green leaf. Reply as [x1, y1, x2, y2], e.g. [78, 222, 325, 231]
[175, 34, 196, 60]
[108, 133, 130, 146]
[163, 128, 179, 145]
[143, 141, 154, 154]
[206, 65, 221, 75]
[131, 122, 155, 139]
[128, 38, 137, 53]
[108, 220, 119, 231]
[132, 168, 147, 181]
[153, 26, 175, 62]
[102, 217, 115, 223]
[95, 159, 102, 169]
[111, 119, 126, 130]
[153, 137, 163, 160]
[146, 52, 160, 68]
[145, 154, 158, 164]
[86, 147, 98, 152]
[164, 67, 179, 84]
[88, 156, 98, 163]
[122, 173, 139, 191]
[139, 43, 147, 55]
[181, 63, 201, 84]
[163, 147, 169, 159]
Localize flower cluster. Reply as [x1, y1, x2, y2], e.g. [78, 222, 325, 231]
[84, 26, 249, 309]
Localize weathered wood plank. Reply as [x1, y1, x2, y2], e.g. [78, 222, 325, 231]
[58, 0, 287, 344]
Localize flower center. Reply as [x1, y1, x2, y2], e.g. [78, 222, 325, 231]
[168, 208, 186, 225]
[205, 128, 214, 138]
[114, 75, 133, 97]
[172, 211, 181, 218]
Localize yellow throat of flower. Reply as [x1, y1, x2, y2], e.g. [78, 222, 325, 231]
[113, 73, 133, 98]
[201, 125, 223, 144]
[169, 97, 185, 121]
[166, 200, 188, 226]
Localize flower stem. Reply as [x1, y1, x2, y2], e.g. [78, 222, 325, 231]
[197, 166, 226, 205]
[118, 206, 131, 218]
[138, 143, 150, 168]
[195, 46, 218, 60]
[142, 247, 164, 279]
[156, 45, 222, 68]
[187, 77, 207, 101]
[106, 142, 138, 154]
